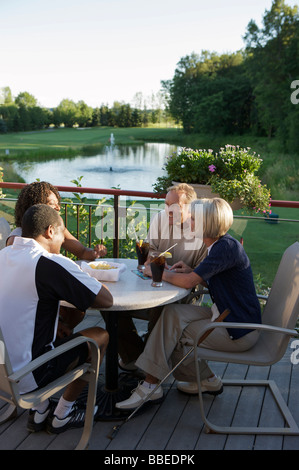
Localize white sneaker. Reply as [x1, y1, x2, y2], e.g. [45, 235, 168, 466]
[177, 376, 223, 396]
[115, 381, 163, 410]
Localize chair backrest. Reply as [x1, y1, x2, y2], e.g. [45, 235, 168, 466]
[261, 242, 299, 353]
[197, 242, 299, 367]
[0, 217, 10, 250]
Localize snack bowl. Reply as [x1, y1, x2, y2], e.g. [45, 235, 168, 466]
[81, 260, 126, 282]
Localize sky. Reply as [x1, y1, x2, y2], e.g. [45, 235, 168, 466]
[1, 0, 298, 109]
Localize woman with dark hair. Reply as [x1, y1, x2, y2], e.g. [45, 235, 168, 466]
[7, 181, 107, 260]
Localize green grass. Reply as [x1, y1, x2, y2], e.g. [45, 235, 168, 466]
[229, 207, 299, 286]
[0, 126, 289, 160]
[0, 127, 183, 157]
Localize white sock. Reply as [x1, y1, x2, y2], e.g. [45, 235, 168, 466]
[207, 375, 217, 382]
[32, 399, 49, 414]
[54, 397, 75, 419]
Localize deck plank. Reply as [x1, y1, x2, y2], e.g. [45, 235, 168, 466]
[1, 313, 299, 451]
[283, 360, 299, 450]
[136, 385, 188, 450]
[224, 365, 270, 450]
[253, 352, 291, 450]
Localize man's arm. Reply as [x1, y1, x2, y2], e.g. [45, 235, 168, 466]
[92, 283, 113, 309]
[6, 235, 15, 246]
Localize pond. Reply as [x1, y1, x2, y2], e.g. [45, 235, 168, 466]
[12, 143, 177, 198]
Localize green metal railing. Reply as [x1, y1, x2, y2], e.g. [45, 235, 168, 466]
[1, 182, 298, 287]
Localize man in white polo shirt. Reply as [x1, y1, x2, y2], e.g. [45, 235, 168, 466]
[0, 204, 113, 434]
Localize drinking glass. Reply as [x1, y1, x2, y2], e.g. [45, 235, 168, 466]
[150, 252, 165, 287]
[136, 240, 150, 271]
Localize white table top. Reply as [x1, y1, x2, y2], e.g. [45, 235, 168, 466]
[98, 258, 190, 311]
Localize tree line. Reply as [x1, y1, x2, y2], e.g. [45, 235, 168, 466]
[1, 0, 298, 152]
[162, 0, 299, 152]
[0, 89, 169, 133]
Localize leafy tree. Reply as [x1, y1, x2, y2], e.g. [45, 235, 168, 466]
[15, 91, 38, 108]
[111, 102, 131, 127]
[244, 0, 299, 138]
[91, 107, 101, 126]
[29, 106, 49, 130]
[99, 104, 112, 126]
[163, 50, 252, 134]
[52, 99, 78, 127]
[16, 105, 32, 131]
[0, 86, 13, 105]
[131, 108, 142, 127]
[162, 52, 200, 132]
[0, 118, 7, 133]
[0, 105, 18, 132]
[76, 100, 93, 127]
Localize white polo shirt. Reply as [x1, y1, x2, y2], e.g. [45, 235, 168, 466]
[0, 237, 102, 393]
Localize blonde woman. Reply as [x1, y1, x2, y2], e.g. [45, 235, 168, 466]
[115, 198, 261, 409]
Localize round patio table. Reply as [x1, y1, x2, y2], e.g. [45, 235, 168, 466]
[95, 258, 191, 420]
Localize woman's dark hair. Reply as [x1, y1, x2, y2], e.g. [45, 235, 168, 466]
[22, 204, 62, 238]
[15, 182, 61, 227]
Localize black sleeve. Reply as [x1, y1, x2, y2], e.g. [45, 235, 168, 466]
[35, 256, 98, 311]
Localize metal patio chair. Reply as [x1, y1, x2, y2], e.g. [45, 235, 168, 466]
[0, 217, 10, 250]
[193, 241, 299, 435]
[0, 331, 100, 449]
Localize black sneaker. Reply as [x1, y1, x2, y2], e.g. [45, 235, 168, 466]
[27, 399, 56, 432]
[46, 404, 94, 435]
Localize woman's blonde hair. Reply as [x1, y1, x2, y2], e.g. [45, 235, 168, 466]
[191, 198, 233, 239]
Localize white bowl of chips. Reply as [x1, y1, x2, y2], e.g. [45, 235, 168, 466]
[81, 260, 126, 282]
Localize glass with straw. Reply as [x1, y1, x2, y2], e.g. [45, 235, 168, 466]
[136, 239, 150, 271]
[150, 243, 177, 287]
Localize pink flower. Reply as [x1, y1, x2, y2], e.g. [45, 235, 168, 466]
[208, 164, 216, 172]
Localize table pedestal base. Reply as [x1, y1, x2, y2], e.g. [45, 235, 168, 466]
[77, 372, 138, 421]
[94, 373, 138, 421]
[78, 310, 149, 420]
[91, 310, 143, 420]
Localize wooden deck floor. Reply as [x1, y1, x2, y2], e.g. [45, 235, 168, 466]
[1, 311, 299, 452]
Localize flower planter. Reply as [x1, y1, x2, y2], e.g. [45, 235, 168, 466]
[152, 147, 271, 213]
[172, 182, 242, 211]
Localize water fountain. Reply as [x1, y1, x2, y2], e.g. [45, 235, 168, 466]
[106, 133, 116, 171]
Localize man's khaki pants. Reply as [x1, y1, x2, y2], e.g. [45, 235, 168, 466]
[136, 304, 259, 382]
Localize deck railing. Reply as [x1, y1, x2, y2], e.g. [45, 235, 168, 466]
[0, 182, 167, 257]
[1, 182, 299, 283]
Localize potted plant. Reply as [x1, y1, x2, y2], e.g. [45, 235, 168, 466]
[153, 145, 271, 213]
